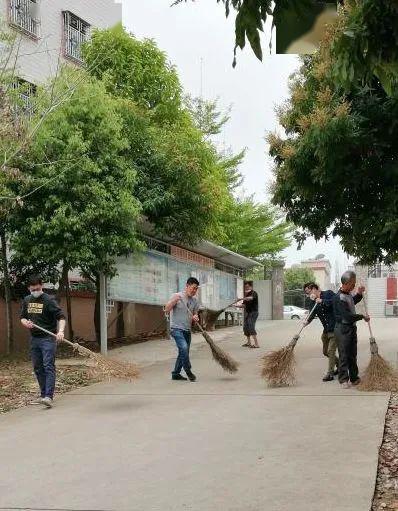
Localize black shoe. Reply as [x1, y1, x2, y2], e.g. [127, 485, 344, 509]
[322, 373, 334, 382]
[185, 371, 196, 382]
[172, 374, 188, 381]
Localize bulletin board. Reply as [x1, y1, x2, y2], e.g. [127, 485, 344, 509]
[108, 250, 242, 310]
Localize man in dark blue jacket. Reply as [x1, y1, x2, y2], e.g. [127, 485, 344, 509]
[333, 271, 369, 389]
[303, 282, 338, 382]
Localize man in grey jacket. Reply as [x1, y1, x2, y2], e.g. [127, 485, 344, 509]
[333, 271, 369, 389]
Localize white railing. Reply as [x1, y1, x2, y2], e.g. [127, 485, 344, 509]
[9, 0, 39, 38]
[63, 11, 90, 63]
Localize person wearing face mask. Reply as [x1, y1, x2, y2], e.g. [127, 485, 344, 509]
[303, 282, 338, 382]
[20, 275, 66, 408]
[333, 271, 369, 389]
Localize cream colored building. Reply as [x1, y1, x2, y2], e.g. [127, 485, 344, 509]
[300, 257, 332, 290]
[1, 0, 121, 84]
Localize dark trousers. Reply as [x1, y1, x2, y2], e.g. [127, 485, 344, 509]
[30, 336, 57, 399]
[243, 311, 258, 336]
[334, 324, 359, 384]
[171, 328, 192, 375]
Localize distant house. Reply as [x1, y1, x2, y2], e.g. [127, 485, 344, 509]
[300, 257, 332, 290]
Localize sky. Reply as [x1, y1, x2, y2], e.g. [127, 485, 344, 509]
[122, 1, 351, 280]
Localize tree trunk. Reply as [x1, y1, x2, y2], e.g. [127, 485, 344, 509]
[0, 229, 14, 354]
[62, 265, 74, 341]
[94, 274, 100, 345]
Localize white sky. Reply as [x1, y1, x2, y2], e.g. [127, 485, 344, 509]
[122, 1, 351, 279]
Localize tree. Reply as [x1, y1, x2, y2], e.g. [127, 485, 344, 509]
[9, 70, 142, 341]
[284, 267, 316, 291]
[83, 26, 234, 246]
[183, 94, 292, 259]
[269, 1, 398, 265]
[185, 95, 231, 138]
[213, 196, 292, 259]
[82, 24, 183, 125]
[284, 267, 315, 307]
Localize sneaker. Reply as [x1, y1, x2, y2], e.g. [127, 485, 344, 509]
[172, 374, 188, 381]
[351, 378, 361, 386]
[340, 382, 350, 389]
[29, 397, 45, 405]
[322, 373, 334, 382]
[185, 371, 197, 382]
[42, 397, 53, 408]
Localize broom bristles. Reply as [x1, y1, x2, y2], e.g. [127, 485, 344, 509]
[261, 340, 297, 387]
[357, 352, 398, 392]
[204, 308, 224, 329]
[72, 343, 140, 381]
[201, 330, 239, 373]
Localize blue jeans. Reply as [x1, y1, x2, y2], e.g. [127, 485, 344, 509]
[171, 328, 192, 375]
[30, 336, 57, 399]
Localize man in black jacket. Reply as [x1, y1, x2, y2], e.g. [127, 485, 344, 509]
[303, 282, 338, 382]
[20, 275, 66, 408]
[333, 271, 369, 389]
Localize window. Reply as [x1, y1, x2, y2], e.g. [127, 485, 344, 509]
[9, 0, 39, 38]
[63, 11, 90, 63]
[11, 78, 36, 118]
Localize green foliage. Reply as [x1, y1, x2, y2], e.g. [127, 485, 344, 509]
[8, 70, 142, 280]
[175, 0, 398, 96]
[185, 95, 231, 137]
[213, 195, 292, 259]
[329, 0, 398, 97]
[284, 267, 316, 291]
[173, 0, 320, 65]
[82, 27, 239, 245]
[82, 24, 183, 124]
[270, 1, 398, 265]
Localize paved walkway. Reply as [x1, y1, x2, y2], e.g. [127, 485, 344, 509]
[0, 318, 395, 511]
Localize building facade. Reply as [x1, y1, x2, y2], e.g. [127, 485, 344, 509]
[300, 257, 332, 290]
[1, 0, 121, 85]
[352, 262, 398, 318]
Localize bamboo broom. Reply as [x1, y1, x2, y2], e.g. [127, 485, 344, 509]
[261, 302, 318, 387]
[357, 300, 398, 392]
[181, 299, 239, 373]
[203, 300, 240, 330]
[32, 323, 140, 380]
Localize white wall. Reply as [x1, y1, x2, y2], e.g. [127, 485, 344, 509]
[367, 278, 387, 318]
[1, 0, 122, 84]
[253, 280, 272, 320]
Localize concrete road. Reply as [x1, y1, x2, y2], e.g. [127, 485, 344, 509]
[0, 318, 395, 511]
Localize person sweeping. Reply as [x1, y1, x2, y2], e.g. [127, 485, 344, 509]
[239, 281, 260, 348]
[20, 275, 66, 408]
[303, 282, 338, 382]
[165, 277, 200, 382]
[333, 271, 369, 389]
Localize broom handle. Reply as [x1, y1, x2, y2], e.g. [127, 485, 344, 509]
[178, 297, 208, 334]
[362, 298, 374, 338]
[30, 323, 76, 348]
[298, 302, 319, 337]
